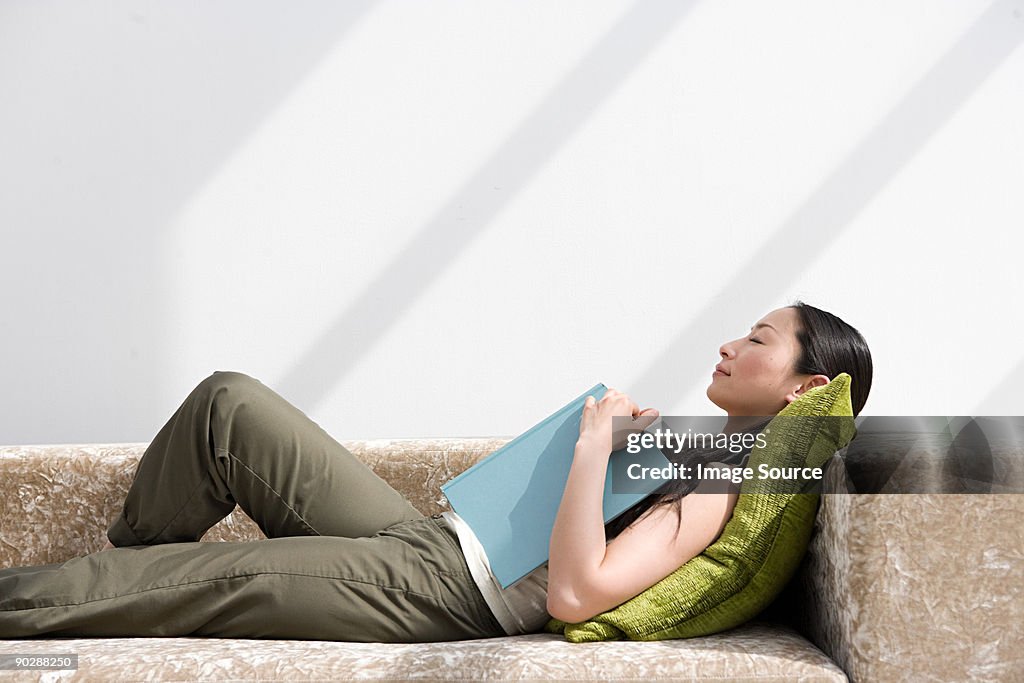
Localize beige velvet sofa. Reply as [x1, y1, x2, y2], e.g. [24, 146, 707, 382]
[1, 439, 1021, 682]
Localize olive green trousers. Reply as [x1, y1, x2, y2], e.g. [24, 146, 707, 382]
[0, 371, 505, 642]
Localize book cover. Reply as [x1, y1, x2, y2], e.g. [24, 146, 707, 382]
[440, 383, 670, 588]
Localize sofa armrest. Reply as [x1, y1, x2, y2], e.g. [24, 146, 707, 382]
[790, 454, 1024, 682]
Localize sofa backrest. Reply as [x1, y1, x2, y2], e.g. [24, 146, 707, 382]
[0, 439, 510, 566]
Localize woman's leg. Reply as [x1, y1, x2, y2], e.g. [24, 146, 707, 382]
[107, 370, 422, 546]
[0, 517, 506, 641]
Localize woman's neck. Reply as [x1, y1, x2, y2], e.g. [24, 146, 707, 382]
[724, 415, 770, 434]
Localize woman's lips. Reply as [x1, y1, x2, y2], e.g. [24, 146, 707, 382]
[712, 369, 727, 378]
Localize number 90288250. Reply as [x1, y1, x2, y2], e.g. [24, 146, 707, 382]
[0, 654, 78, 670]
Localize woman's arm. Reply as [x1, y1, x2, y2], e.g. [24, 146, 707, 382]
[546, 390, 739, 624]
[546, 431, 615, 621]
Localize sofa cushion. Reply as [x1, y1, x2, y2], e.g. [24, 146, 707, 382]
[0, 622, 848, 681]
[545, 373, 857, 642]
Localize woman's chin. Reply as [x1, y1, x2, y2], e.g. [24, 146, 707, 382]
[705, 386, 726, 411]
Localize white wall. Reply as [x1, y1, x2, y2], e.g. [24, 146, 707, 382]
[2, 0, 1022, 446]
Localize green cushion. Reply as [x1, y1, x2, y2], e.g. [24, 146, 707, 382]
[543, 372, 857, 642]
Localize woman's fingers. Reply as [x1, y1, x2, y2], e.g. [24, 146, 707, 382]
[633, 408, 659, 431]
[599, 389, 642, 417]
[581, 390, 660, 451]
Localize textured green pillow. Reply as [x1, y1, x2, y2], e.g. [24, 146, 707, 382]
[544, 372, 857, 642]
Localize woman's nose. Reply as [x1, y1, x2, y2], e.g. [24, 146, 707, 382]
[719, 341, 735, 358]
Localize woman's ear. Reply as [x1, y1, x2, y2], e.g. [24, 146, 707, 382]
[784, 374, 831, 404]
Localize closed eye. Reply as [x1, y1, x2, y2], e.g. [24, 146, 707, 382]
[749, 337, 763, 344]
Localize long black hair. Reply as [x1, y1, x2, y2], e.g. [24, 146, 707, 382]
[603, 300, 873, 540]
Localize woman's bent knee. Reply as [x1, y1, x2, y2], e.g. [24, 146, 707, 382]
[185, 371, 270, 414]
[197, 370, 263, 396]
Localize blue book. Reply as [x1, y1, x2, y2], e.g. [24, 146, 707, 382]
[440, 383, 671, 588]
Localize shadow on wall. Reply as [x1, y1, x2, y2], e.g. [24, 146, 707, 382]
[0, 2, 376, 444]
[625, 0, 1024, 412]
[272, 0, 702, 407]
[273, 0, 1024, 419]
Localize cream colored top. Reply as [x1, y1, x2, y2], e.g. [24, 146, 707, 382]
[439, 510, 550, 636]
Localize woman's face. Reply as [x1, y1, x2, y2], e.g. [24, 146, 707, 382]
[706, 307, 828, 416]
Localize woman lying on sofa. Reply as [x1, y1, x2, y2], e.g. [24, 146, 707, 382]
[0, 301, 872, 642]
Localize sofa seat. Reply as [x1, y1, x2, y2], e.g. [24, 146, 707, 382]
[0, 622, 846, 682]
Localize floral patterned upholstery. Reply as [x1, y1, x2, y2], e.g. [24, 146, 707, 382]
[1, 439, 1019, 681]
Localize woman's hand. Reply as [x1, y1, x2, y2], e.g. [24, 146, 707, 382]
[578, 388, 659, 455]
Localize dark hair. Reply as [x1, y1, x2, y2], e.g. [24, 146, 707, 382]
[788, 300, 873, 417]
[603, 300, 873, 541]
